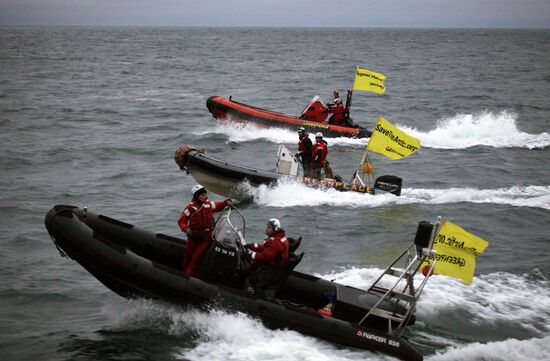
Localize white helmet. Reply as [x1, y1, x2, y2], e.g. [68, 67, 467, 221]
[267, 218, 281, 232]
[315, 132, 323, 138]
[191, 184, 205, 196]
[297, 127, 306, 133]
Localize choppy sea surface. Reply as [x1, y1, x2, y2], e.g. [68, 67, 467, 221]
[1, 27, 549, 361]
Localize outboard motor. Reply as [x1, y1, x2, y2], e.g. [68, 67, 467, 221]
[414, 221, 434, 257]
[373, 175, 403, 196]
[300, 96, 328, 123]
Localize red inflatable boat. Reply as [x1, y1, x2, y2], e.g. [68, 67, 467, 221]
[206, 95, 372, 138]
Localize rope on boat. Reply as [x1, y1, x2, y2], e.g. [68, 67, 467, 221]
[174, 145, 204, 170]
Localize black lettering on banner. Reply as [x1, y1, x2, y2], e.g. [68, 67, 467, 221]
[435, 253, 466, 268]
[356, 70, 385, 83]
[384, 146, 405, 158]
[374, 123, 417, 153]
[436, 233, 482, 257]
[369, 82, 385, 90]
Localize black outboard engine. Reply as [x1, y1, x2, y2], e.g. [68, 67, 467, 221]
[374, 175, 403, 196]
[414, 221, 433, 257]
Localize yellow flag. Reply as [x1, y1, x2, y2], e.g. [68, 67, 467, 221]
[352, 67, 386, 94]
[428, 220, 490, 285]
[367, 117, 421, 160]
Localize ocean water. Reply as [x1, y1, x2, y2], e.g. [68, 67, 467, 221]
[1, 27, 549, 361]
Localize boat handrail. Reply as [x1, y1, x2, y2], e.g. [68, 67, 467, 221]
[358, 242, 437, 336]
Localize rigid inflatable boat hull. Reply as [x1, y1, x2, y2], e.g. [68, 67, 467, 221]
[175, 146, 402, 199]
[45, 205, 422, 361]
[207, 96, 372, 139]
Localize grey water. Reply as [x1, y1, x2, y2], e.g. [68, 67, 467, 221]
[1, 27, 549, 361]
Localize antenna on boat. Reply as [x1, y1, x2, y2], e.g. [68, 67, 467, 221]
[344, 89, 353, 121]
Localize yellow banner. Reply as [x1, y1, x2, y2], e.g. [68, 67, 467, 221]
[367, 117, 421, 160]
[427, 220, 490, 285]
[352, 67, 386, 94]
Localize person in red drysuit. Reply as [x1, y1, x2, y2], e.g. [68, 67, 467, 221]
[310, 132, 328, 179]
[178, 184, 232, 277]
[296, 127, 312, 175]
[244, 218, 289, 298]
[327, 97, 346, 126]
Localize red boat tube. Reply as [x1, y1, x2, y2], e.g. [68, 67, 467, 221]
[206, 96, 372, 138]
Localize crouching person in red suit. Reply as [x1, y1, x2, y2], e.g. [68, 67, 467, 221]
[244, 218, 289, 299]
[178, 184, 232, 277]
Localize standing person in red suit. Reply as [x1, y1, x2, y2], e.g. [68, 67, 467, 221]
[329, 90, 342, 106]
[178, 184, 232, 277]
[295, 127, 312, 176]
[244, 218, 289, 299]
[327, 98, 346, 126]
[310, 132, 328, 179]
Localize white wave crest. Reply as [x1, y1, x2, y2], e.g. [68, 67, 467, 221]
[426, 335, 550, 361]
[400, 111, 550, 149]
[174, 309, 372, 361]
[316, 267, 550, 333]
[101, 267, 549, 361]
[198, 112, 550, 150]
[246, 181, 550, 210]
[416, 271, 550, 334]
[195, 122, 369, 147]
[103, 298, 376, 361]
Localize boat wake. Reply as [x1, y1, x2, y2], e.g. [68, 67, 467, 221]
[102, 267, 549, 361]
[104, 298, 370, 361]
[197, 110, 550, 150]
[245, 181, 550, 210]
[400, 110, 550, 150]
[194, 123, 370, 147]
[426, 336, 550, 361]
[318, 267, 549, 336]
[194, 122, 300, 144]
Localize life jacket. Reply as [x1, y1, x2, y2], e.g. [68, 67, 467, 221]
[298, 136, 312, 158]
[328, 103, 346, 125]
[249, 229, 289, 267]
[178, 199, 226, 233]
[312, 140, 328, 165]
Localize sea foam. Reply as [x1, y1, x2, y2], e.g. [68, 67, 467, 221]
[198, 110, 550, 150]
[245, 180, 550, 210]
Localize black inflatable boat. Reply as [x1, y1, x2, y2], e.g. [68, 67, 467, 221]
[174, 145, 403, 199]
[45, 205, 437, 361]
